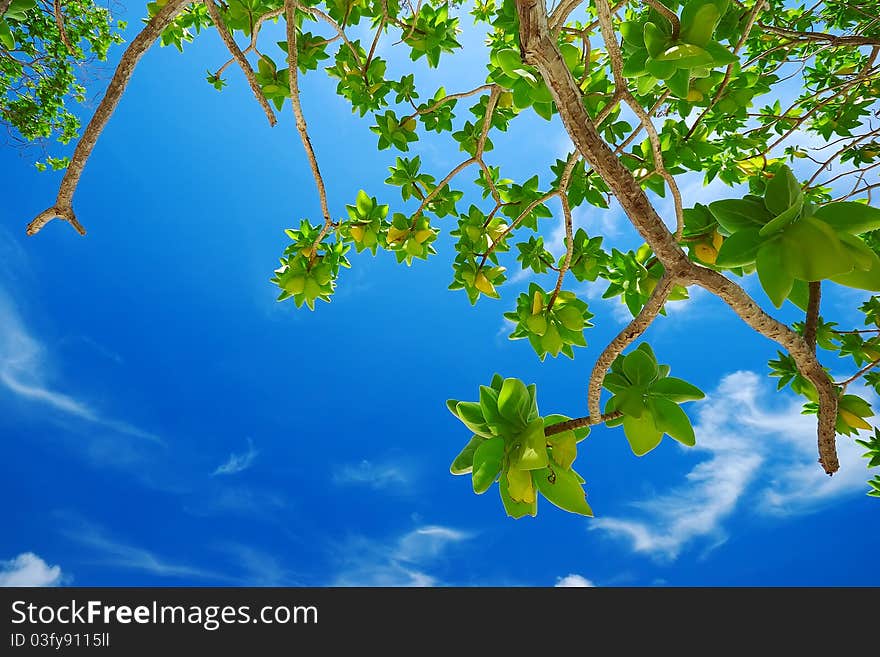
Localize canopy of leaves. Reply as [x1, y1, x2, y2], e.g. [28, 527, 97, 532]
[0, 0, 125, 169]
[13, 0, 880, 513]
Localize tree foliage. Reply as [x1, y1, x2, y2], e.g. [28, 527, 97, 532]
[7, 0, 880, 517]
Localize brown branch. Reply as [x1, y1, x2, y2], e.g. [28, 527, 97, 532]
[548, 0, 584, 33]
[413, 158, 476, 218]
[835, 358, 880, 389]
[26, 0, 190, 236]
[547, 151, 580, 310]
[544, 411, 622, 436]
[284, 0, 332, 247]
[587, 273, 676, 418]
[758, 24, 880, 48]
[0, 0, 13, 16]
[643, 0, 679, 40]
[686, 267, 838, 474]
[53, 0, 76, 56]
[401, 84, 495, 123]
[515, 0, 840, 474]
[205, 0, 277, 127]
[596, 0, 684, 239]
[804, 281, 821, 352]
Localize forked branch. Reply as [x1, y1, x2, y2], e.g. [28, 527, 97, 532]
[26, 0, 190, 236]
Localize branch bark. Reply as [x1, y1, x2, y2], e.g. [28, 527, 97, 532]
[204, 0, 277, 127]
[545, 411, 622, 436]
[804, 281, 821, 352]
[515, 0, 840, 474]
[284, 0, 333, 246]
[26, 0, 190, 236]
[0, 0, 12, 17]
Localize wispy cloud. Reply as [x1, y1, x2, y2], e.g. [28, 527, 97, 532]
[0, 289, 161, 444]
[212, 438, 259, 476]
[592, 371, 871, 561]
[332, 459, 409, 490]
[555, 573, 595, 587]
[0, 552, 63, 587]
[216, 544, 299, 586]
[65, 523, 229, 582]
[332, 525, 471, 586]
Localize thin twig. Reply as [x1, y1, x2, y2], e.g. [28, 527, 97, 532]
[26, 0, 190, 236]
[804, 281, 821, 352]
[204, 0, 277, 127]
[284, 0, 333, 249]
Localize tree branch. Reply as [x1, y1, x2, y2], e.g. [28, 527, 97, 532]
[804, 281, 821, 352]
[686, 267, 839, 474]
[515, 0, 840, 474]
[758, 23, 880, 48]
[643, 0, 679, 40]
[26, 0, 190, 236]
[587, 273, 676, 418]
[544, 411, 622, 436]
[204, 0, 277, 127]
[684, 0, 765, 140]
[595, 0, 684, 238]
[284, 0, 333, 248]
[53, 0, 76, 56]
[0, 0, 12, 16]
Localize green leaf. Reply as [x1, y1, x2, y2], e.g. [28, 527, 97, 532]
[715, 228, 763, 267]
[623, 349, 659, 386]
[622, 413, 663, 456]
[709, 198, 770, 233]
[472, 437, 504, 494]
[758, 203, 802, 237]
[355, 189, 372, 216]
[704, 40, 738, 65]
[756, 241, 794, 308]
[479, 385, 500, 423]
[450, 435, 486, 475]
[680, 0, 725, 47]
[548, 431, 577, 469]
[620, 21, 645, 48]
[666, 68, 691, 98]
[787, 279, 811, 311]
[779, 217, 853, 281]
[643, 22, 670, 59]
[838, 232, 878, 271]
[655, 44, 714, 68]
[831, 251, 880, 291]
[455, 401, 493, 437]
[497, 377, 530, 427]
[813, 202, 880, 235]
[648, 397, 696, 446]
[534, 465, 593, 516]
[650, 377, 705, 401]
[512, 418, 549, 470]
[615, 387, 648, 417]
[764, 165, 803, 216]
[0, 20, 14, 50]
[499, 468, 537, 518]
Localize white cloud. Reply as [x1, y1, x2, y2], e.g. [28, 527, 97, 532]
[0, 553, 63, 587]
[0, 289, 161, 444]
[555, 573, 595, 587]
[66, 523, 229, 582]
[332, 459, 408, 490]
[212, 438, 258, 476]
[592, 371, 871, 560]
[332, 525, 471, 586]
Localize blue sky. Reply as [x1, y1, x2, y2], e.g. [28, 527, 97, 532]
[1, 3, 879, 587]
